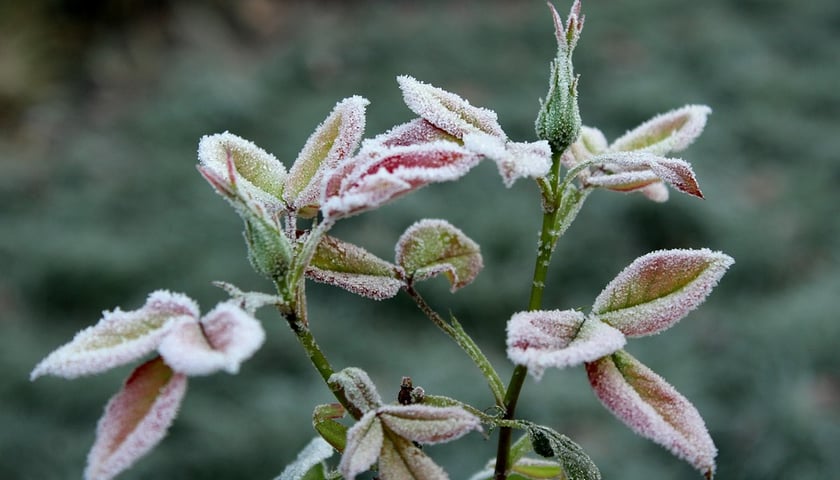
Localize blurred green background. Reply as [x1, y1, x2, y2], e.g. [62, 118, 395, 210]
[2, 0, 838, 478]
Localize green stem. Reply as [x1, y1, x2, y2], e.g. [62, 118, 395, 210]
[278, 282, 359, 419]
[405, 284, 507, 407]
[493, 152, 590, 479]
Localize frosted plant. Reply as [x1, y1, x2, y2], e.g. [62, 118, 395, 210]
[31, 2, 733, 479]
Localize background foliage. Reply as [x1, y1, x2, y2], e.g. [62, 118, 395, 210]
[2, 0, 838, 478]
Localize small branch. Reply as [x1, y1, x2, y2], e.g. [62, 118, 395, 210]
[404, 284, 506, 407]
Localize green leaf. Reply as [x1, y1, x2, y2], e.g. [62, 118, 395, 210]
[395, 219, 483, 292]
[526, 424, 601, 480]
[306, 235, 404, 300]
[312, 404, 348, 453]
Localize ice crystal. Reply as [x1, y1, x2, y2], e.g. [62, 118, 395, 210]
[328, 367, 383, 415]
[376, 404, 482, 445]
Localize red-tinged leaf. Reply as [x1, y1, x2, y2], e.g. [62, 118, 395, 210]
[158, 302, 265, 376]
[586, 152, 703, 199]
[372, 118, 457, 147]
[85, 356, 187, 480]
[378, 432, 449, 480]
[197, 132, 287, 209]
[339, 411, 384, 480]
[463, 133, 552, 187]
[285, 96, 369, 217]
[609, 105, 711, 155]
[506, 310, 625, 380]
[377, 404, 481, 445]
[395, 219, 483, 292]
[321, 141, 480, 219]
[397, 75, 506, 140]
[586, 351, 716, 478]
[31, 291, 198, 380]
[591, 249, 734, 337]
[306, 234, 404, 300]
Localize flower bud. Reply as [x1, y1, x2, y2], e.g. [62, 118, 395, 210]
[536, 2, 584, 153]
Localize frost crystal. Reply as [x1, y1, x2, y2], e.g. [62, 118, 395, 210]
[586, 151, 704, 199]
[586, 350, 717, 478]
[506, 309, 625, 379]
[84, 357, 187, 480]
[377, 404, 482, 444]
[328, 367, 383, 415]
[592, 249, 734, 337]
[31, 290, 198, 380]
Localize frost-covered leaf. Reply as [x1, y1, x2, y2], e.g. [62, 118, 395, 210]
[339, 411, 384, 480]
[328, 367, 383, 417]
[31, 291, 198, 380]
[321, 141, 480, 219]
[198, 132, 287, 213]
[586, 152, 703, 199]
[397, 75, 506, 140]
[377, 404, 481, 445]
[610, 105, 711, 156]
[158, 302, 265, 376]
[395, 219, 483, 292]
[506, 310, 625, 380]
[276, 437, 335, 480]
[372, 118, 457, 147]
[463, 133, 552, 187]
[591, 249, 734, 337]
[527, 424, 601, 480]
[85, 356, 187, 480]
[379, 433, 449, 480]
[285, 96, 369, 217]
[242, 209, 293, 280]
[313, 403, 348, 453]
[306, 234, 404, 300]
[586, 350, 716, 478]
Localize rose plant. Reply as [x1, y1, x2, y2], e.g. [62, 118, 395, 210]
[32, 2, 732, 479]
